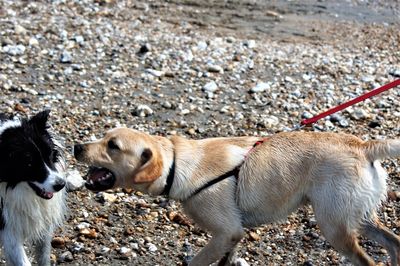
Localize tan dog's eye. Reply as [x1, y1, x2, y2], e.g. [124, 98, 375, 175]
[141, 148, 152, 164]
[107, 139, 120, 150]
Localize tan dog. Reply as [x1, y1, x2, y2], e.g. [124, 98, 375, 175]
[74, 128, 400, 266]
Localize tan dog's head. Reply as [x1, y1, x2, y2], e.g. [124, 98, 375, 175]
[74, 128, 164, 192]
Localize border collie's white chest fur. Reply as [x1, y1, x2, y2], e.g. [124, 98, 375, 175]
[0, 183, 66, 242]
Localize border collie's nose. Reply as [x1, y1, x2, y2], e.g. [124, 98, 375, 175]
[53, 179, 65, 192]
[74, 144, 84, 158]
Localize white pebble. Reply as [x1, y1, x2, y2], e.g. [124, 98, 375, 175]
[203, 81, 218, 92]
[251, 82, 270, 93]
[146, 243, 157, 252]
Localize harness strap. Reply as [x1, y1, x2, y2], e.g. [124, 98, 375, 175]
[190, 167, 240, 198]
[165, 138, 267, 199]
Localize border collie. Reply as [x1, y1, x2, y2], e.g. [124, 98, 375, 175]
[0, 110, 66, 266]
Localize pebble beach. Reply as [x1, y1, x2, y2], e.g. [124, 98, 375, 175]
[0, 0, 399, 265]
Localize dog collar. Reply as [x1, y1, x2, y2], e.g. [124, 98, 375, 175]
[161, 152, 175, 197]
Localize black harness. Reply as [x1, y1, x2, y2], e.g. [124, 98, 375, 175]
[161, 153, 240, 199]
[161, 139, 266, 198]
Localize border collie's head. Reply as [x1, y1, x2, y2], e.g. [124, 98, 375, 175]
[0, 110, 65, 199]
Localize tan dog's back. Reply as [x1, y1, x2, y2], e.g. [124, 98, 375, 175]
[238, 132, 388, 225]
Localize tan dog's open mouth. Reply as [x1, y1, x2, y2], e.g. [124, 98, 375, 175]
[85, 166, 116, 191]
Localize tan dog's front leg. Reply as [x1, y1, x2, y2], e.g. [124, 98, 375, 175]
[184, 180, 244, 266]
[189, 230, 244, 266]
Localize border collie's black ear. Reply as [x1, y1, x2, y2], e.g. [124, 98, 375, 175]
[29, 110, 50, 129]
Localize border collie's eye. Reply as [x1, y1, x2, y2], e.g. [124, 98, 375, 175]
[25, 154, 33, 167]
[107, 139, 120, 150]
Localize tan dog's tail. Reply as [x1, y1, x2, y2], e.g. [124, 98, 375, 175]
[364, 139, 400, 161]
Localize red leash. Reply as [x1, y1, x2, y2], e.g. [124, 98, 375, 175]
[300, 79, 400, 126]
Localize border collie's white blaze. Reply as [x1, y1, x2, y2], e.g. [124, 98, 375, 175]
[0, 111, 66, 266]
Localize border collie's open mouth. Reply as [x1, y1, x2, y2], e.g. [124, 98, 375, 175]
[28, 182, 54, 199]
[85, 166, 116, 191]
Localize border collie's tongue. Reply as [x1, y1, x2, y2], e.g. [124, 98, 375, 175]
[28, 182, 54, 200]
[43, 191, 53, 199]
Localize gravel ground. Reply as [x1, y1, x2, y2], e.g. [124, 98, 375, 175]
[0, 0, 400, 265]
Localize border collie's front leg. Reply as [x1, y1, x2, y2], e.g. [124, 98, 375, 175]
[35, 234, 51, 266]
[1, 231, 31, 266]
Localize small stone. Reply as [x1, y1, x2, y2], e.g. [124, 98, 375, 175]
[168, 211, 191, 226]
[60, 51, 72, 63]
[368, 121, 381, 128]
[350, 108, 370, 120]
[389, 69, 400, 77]
[79, 228, 97, 238]
[120, 247, 131, 254]
[138, 43, 150, 54]
[64, 67, 73, 75]
[265, 10, 282, 18]
[248, 231, 261, 241]
[59, 251, 73, 262]
[388, 190, 400, 201]
[76, 222, 90, 230]
[98, 247, 110, 254]
[134, 104, 153, 117]
[50, 254, 56, 264]
[51, 237, 66, 248]
[14, 24, 27, 35]
[146, 243, 157, 252]
[301, 111, 313, 119]
[14, 103, 27, 113]
[251, 82, 270, 93]
[285, 76, 295, 83]
[22, 87, 38, 95]
[207, 65, 224, 73]
[361, 75, 374, 83]
[203, 81, 218, 92]
[244, 40, 256, 49]
[72, 242, 84, 252]
[145, 69, 164, 77]
[29, 37, 39, 46]
[66, 170, 85, 191]
[329, 114, 349, 127]
[99, 192, 118, 203]
[234, 258, 250, 266]
[162, 101, 172, 109]
[3, 44, 26, 56]
[262, 116, 279, 128]
[378, 248, 388, 254]
[74, 35, 84, 45]
[197, 41, 208, 50]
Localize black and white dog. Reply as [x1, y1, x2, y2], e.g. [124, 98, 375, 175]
[0, 110, 66, 266]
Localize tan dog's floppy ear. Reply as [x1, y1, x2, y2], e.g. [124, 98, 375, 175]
[133, 148, 163, 184]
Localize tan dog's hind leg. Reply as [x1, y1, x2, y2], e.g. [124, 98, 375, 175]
[361, 217, 400, 266]
[311, 190, 376, 265]
[318, 223, 375, 266]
